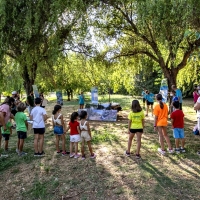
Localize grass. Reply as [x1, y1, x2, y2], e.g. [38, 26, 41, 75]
[0, 94, 200, 200]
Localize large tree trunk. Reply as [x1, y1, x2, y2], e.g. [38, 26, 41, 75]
[66, 89, 71, 101]
[22, 64, 38, 95]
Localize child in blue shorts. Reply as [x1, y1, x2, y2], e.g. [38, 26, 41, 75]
[170, 101, 185, 153]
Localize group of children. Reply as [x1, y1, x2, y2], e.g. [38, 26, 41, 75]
[1, 97, 96, 160]
[126, 93, 185, 158]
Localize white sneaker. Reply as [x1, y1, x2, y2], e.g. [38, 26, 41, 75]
[0, 154, 8, 158]
[168, 149, 174, 154]
[74, 154, 81, 159]
[16, 149, 19, 154]
[158, 148, 166, 155]
[70, 153, 75, 158]
[90, 153, 96, 159]
[180, 147, 186, 153]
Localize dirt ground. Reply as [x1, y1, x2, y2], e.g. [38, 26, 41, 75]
[0, 97, 200, 200]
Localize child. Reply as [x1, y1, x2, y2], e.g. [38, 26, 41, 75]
[66, 112, 81, 158]
[141, 89, 146, 109]
[15, 103, 28, 156]
[30, 97, 47, 156]
[125, 100, 144, 159]
[79, 110, 96, 160]
[154, 94, 173, 155]
[145, 90, 154, 116]
[170, 90, 179, 113]
[170, 101, 185, 153]
[52, 105, 67, 155]
[1, 121, 12, 153]
[79, 92, 85, 109]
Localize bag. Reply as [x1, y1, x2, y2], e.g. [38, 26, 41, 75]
[193, 125, 199, 135]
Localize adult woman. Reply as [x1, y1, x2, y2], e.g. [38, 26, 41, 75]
[194, 95, 200, 155]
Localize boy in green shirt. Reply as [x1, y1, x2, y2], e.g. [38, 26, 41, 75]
[15, 103, 28, 156]
[1, 121, 12, 152]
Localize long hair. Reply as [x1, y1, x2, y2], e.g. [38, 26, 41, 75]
[156, 94, 164, 109]
[52, 105, 62, 115]
[131, 100, 142, 113]
[70, 112, 79, 122]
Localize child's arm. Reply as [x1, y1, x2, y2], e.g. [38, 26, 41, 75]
[128, 119, 131, 134]
[171, 118, 174, 128]
[25, 120, 28, 130]
[30, 114, 33, 121]
[154, 116, 158, 131]
[60, 115, 66, 133]
[142, 119, 145, 129]
[52, 116, 55, 128]
[77, 125, 80, 134]
[66, 125, 70, 133]
[87, 122, 92, 138]
[43, 114, 47, 122]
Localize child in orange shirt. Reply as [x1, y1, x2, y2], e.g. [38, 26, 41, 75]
[153, 94, 173, 155]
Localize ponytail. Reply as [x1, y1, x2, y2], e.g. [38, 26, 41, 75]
[159, 101, 164, 109]
[156, 94, 164, 109]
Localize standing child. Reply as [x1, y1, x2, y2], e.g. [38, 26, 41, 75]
[145, 90, 154, 116]
[125, 100, 144, 159]
[141, 89, 146, 109]
[79, 110, 96, 160]
[52, 105, 67, 155]
[1, 121, 12, 154]
[15, 103, 28, 156]
[66, 112, 81, 158]
[30, 98, 47, 156]
[170, 90, 179, 113]
[154, 94, 173, 155]
[79, 92, 85, 109]
[170, 101, 185, 153]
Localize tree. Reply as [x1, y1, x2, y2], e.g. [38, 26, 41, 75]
[0, 0, 90, 94]
[91, 0, 200, 86]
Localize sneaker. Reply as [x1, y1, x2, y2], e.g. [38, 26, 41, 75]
[62, 151, 67, 156]
[175, 148, 180, 154]
[158, 148, 166, 155]
[136, 154, 141, 159]
[70, 153, 75, 158]
[16, 149, 19, 154]
[197, 151, 200, 156]
[82, 155, 86, 160]
[38, 151, 45, 157]
[19, 152, 27, 156]
[125, 151, 130, 157]
[74, 154, 81, 158]
[180, 147, 186, 153]
[90, 153, 96, 159]
[168, 149, 174, 154]
[57, 150, 62, 154]
[34, 152, 39, 157]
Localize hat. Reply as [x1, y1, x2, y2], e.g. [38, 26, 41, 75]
[12, 91, 17, 95]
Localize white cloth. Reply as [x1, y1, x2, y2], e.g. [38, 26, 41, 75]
[52, 114, 62, 125]
[31, 106, 47, 128]
[70, 134, 81, 142]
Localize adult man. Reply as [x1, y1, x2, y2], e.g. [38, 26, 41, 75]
[26, 92, 34, 116]
[171, 85, 183, 110]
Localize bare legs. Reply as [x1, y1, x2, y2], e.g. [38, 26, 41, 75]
[81, 140, 94, 156]
[17, 139, 24, 153]
[157, 126, 172, 150]
[70, 142, 78, 155]
[175, 138, 185, 149]
[127, 132, 142, 154]
[55, 135, 66, 152]
[34, 134, 44, 153]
